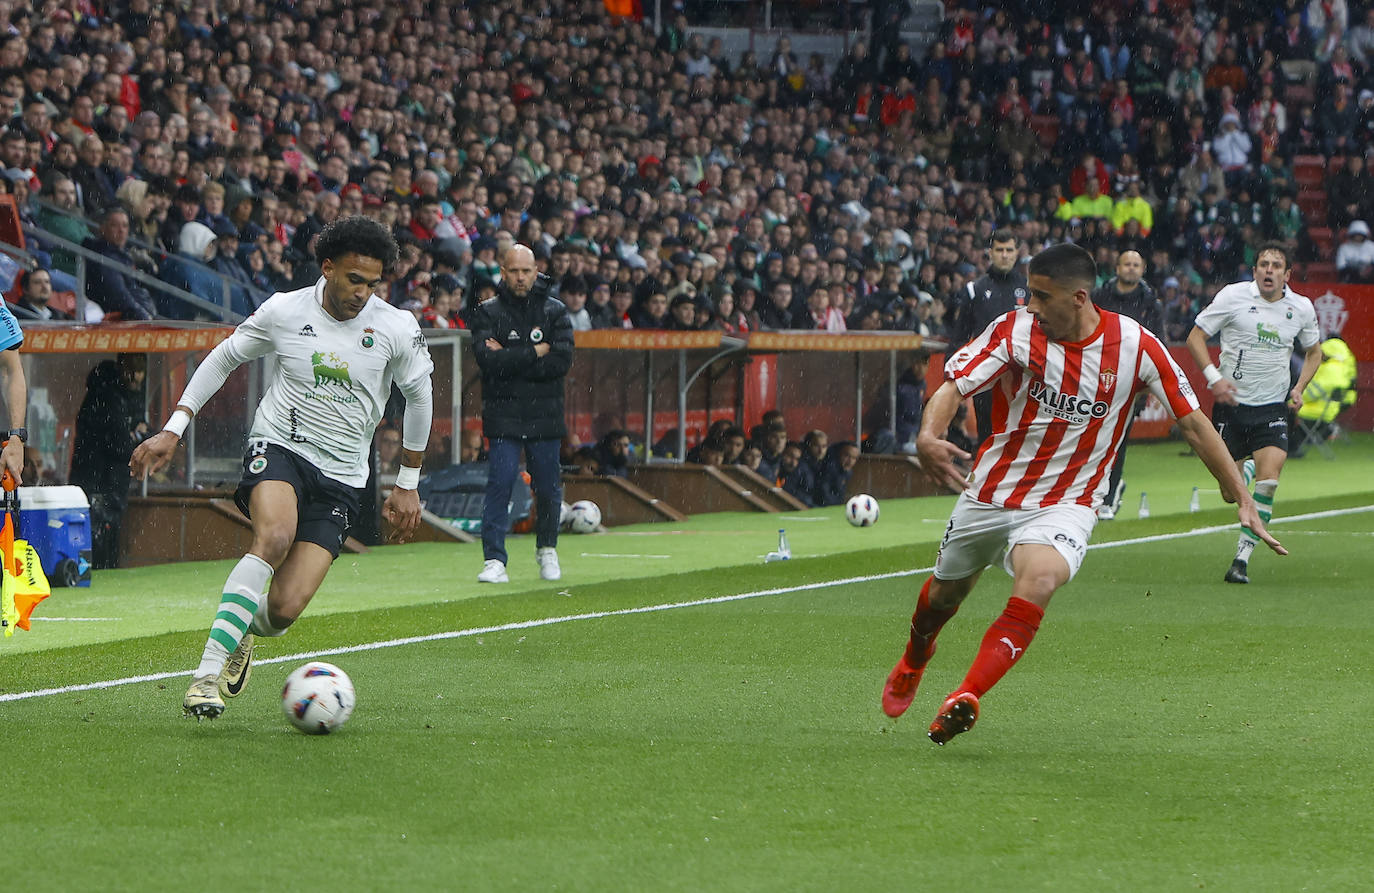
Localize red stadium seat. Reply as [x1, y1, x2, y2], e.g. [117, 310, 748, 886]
[1297, 190, 1328, 223]
[1307, 226, 1333, 259]
[50, 290, 76, 316]
[1293, 154, 1326, 188]
[0, 195, 23, 250]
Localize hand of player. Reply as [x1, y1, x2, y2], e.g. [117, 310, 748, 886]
[1238, 498, 1287, 556]
[1, 437, 22, 486]
[916, 434, 971, 493]
[1286, 385, 1304, 411]
[382, 485, 422, 544]
[534, 342, 550, 357]
[1210, 378, 1239, 406]
[485, 338, 503, 351]
[130, 430, 179, 478]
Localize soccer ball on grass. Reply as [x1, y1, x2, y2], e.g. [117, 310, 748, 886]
[845, 494, 880, 527]
[281, 662, 356, 734]
[567, 499, 602, 533]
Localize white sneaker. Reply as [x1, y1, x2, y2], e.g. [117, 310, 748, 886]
[477, 559, 508, 583]
[536, 547, 561, 581]
[1096, 503, 1116, 521]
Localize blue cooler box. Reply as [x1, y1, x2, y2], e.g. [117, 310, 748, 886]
[17, 485, 93, 588]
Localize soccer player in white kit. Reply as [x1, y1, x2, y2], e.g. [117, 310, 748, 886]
[880, 243, 1286, 745]
[1186, 242, 1322, 584]
[131, 217, 434, 719]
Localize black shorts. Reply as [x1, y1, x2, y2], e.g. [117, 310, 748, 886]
[1211, 402, 1290, 460]
[234, 441, 361, 559]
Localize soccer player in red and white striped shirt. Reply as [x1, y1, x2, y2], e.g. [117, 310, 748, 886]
[881, 243, 1287, 745]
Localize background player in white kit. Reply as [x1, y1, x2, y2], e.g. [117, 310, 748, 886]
[880, 243, 1286, 745]
[131, 217, 434, 719]
[1186, 242, 1322, 584]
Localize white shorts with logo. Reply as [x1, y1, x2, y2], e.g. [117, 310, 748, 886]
[934, 492, 1097, 582]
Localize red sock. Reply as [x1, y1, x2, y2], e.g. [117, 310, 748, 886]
[956, 597, 1044, 698]
[903, 577, 958, 666]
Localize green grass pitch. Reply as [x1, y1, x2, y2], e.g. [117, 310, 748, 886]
[1, 438, 1372, 891]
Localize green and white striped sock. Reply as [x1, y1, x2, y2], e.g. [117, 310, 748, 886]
[1235, 479, 1278, 564]
[194, 554, 274, 679]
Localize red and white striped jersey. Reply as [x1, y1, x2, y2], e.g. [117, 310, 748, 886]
[946, 308, 1200, 510]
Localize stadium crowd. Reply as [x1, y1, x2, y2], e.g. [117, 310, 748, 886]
[1, 0, 1369, 341]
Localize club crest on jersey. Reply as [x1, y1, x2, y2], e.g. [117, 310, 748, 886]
[248, 456, 268, 474]
[1098, 368, 1117, 391]
[1013, 287, 1027, 305]
[530, 326, 544, 343]
[1028, 379, 1110, 422]
[361, 327, 375, 348]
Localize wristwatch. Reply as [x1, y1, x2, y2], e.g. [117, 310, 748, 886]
[6, 428, 27, 443]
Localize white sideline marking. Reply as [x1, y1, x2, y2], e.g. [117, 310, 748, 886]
[3, 503, 1370, 705]
[30, 617, 121, 622]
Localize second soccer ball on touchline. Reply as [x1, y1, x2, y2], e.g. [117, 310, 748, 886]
[846, 494, 880, 527]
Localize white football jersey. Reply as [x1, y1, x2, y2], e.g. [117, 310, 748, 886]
[217, 280, 433, 487]
[1194, 281, 1319, 406]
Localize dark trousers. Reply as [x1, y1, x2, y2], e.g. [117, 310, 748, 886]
[481, 436, 562, 564]
[1105, 439, 1129, 510]
[1105, 409, 1141, 510]
[88, 492, 126, 569]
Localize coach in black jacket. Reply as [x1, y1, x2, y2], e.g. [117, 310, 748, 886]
[470, 244, 574, 582]
[1092, 249, 1163, 336]
[1090, 249, 1164, 519]
[948, 230, 1027, 446]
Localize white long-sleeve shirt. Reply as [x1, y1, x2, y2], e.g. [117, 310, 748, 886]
[177, 279, 434, 487]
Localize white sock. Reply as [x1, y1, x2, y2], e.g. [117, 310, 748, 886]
[249, 596, 290, 638]
[194, 554, 273, 679]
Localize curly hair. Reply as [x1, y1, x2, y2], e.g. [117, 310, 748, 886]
[315, 215, 399, 269]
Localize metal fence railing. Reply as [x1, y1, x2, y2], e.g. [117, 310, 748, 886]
[29, 196, 248, 314]
[19, 223, 243, 324]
